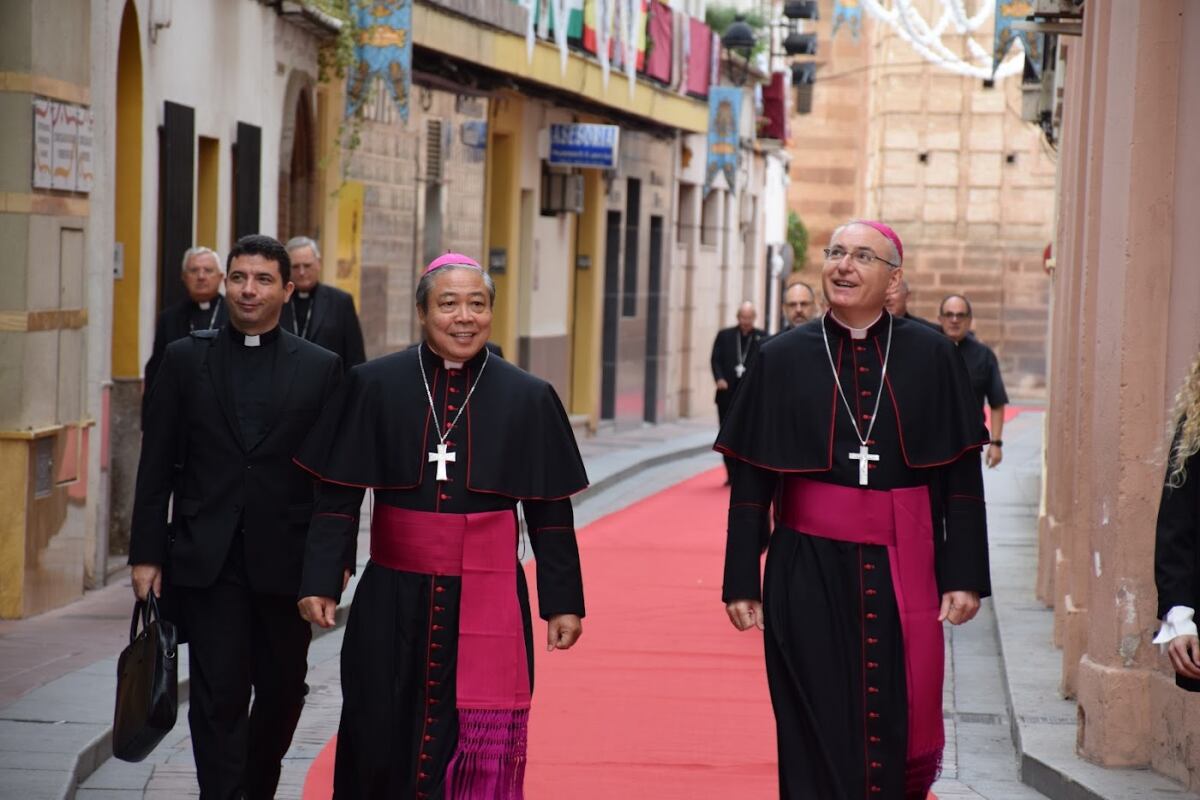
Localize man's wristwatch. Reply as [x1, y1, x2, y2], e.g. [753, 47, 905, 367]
[990, 440, 1003, 447]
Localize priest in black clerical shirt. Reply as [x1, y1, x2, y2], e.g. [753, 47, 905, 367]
[717, 220, 990, 800]
[129, 235, 342, 798]
[296, 253, 585, 799]
[142, 246, 227, 423]
[282, 236, 366, 370]
[938, 294, 1010, 469]
[710, 301, 765, 484]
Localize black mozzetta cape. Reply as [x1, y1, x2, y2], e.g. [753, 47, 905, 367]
[295, 345, 589, 499]
[715, 314, 988, 471]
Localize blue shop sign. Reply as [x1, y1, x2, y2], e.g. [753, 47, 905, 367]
[548, 123, 620, 169]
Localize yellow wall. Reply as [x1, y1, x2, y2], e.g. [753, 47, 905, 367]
[0, 440, 29, 617]
[332, 180, 364, 306]
[111, 1, 142, 379]
[570, 168, 607, 422]
[484, 93, 525, 357]
[196, 136, 219, 250]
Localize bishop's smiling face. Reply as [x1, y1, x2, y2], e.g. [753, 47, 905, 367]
[821, 223, 902, 323]
[418, 268, 493, 363]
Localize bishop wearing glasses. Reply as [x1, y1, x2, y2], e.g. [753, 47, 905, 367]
[715, 220, 992, 800]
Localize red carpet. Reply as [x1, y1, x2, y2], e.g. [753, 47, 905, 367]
[303, 468, 942, 799]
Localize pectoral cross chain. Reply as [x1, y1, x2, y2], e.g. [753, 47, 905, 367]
[428, 442, 457, 482]
[848, 444, 880, 486]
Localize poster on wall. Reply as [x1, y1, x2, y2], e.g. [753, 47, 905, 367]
[32, 97, 53, 189]
[50, 101, 81, 191]
[76, 107, 95, 193]
[704, 86, 740, 197]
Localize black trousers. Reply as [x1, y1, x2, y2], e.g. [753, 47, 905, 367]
[178, 546, 311, 800]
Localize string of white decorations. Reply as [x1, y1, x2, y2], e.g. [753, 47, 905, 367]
[859, 0, 1026, 80]
[522, 0, 644, 92]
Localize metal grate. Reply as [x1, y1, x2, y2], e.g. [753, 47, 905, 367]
[425, 119, 443, 183]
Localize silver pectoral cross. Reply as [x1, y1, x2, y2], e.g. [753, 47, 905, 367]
[734, 364, 746, 378]
[429, 443, 457, 482]
[848, 444, 880, 486]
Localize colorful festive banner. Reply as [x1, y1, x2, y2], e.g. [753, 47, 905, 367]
[704, 86, 741, 197]
[642, 0, 672, 84]
[993, 0, 1044, 79]
[345, 0, 413, 121]
[831, 0, 863, 40]
[685, 16, 712, 98]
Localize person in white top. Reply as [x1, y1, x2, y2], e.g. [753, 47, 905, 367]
[1154, 351, 1200, 689]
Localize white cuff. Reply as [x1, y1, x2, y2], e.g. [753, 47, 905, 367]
[1153, 605, 1198, 645]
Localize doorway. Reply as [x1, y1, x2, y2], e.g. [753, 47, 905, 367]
[600, 210, 622, 420]
[643, 216, 664, 423]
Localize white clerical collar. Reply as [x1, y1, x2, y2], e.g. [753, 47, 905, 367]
[443, 359, 464, 370]
[298, 291, 310, 299]
[198, 300, 211, 310]
[244, 334, 261, 347]
[829, 311, 882, 340]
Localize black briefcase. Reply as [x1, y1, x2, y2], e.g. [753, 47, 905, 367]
[113, 592, 179, 762]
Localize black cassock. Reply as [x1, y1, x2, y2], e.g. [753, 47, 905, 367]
[1155, 423, 1200, 692]
[716, 314, 991, 800]
[296, 344, 586, 799]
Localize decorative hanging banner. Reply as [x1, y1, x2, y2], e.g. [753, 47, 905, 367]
[704, 86, 741, 197]
[345, 0, 413, 122]
[832, 0, 863, 40]
[992, 0, 1043, 79]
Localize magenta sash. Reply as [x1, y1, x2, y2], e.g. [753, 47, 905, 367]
[780, 477, 944, 793]
[370, 505, 530, 799]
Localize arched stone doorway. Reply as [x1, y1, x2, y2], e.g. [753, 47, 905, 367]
[278, 77, 317, 242]
[108, 0, 144, 557]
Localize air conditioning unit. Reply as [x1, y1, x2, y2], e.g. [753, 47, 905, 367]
[541, 171, 584, 215]
[1034, 0, 1083, 18]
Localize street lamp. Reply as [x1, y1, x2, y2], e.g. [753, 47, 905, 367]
[721, 15, 758, 86]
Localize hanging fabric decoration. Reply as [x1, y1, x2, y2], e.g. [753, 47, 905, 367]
[992, 0, 1044, 80]
[704, 87, 741, 198]
[345, 0, 413, 121]
[832, 0, 864, 40]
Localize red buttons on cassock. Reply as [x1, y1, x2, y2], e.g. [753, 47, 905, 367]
[427, 680, 439, 687]
[861, 390, 872, 397]
[424, 735, 434, 742]
[435, 585, 445, 593]
[429, 661, 442, 669]
[866, 612, 878, 620]
[856, 346, 867, 352]
[434, 606, 445, 613]
[447, 404, 457, 411]
[867, 661, 878, 669]
[868, 711, 880, 720]
[867, 686, 879, 694]
[869, 736, 881, 743]
[431, 642, 443, 650]
[421, 753, 432, 761]
[871, 786, 882, 793]
[865, 588, 878, 596]
[432, 624, 443, 631]
[864, 563, 876, 570]
[867, 637, 879, 644]
[449, 386, 459, 393]
[870, 761, 883, 769]
[440, 493, 451, 501]
[861, 413, 872, 420]
[859, 366, 869, 373]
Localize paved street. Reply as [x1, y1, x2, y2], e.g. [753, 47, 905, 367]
[3, 411, 1197, 799]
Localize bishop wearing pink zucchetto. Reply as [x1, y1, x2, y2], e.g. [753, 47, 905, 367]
[294, 253, 586, 798]
[716, 220, 993, 799]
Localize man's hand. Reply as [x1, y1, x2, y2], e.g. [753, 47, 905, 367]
[298, 596, 338, 629]
[1168, 634, 1200, 680]
[938, 591, 980, 625]
[726, 599, 765, 631]
[716, 378, 730, 391]
[131, 564, 162, 601]
[986, 444, 1003, 468]
[547, 614, 582, 651]
[342, 568, 352, 593]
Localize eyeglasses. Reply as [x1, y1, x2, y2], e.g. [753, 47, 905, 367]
[940, 311, 971, 321]
[823, 246, 900, 270]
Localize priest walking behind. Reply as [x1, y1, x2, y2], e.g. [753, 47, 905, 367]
[295, 253, 586, 799]
[711, 301, 765, 484]
[717, 220, 991, 799]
